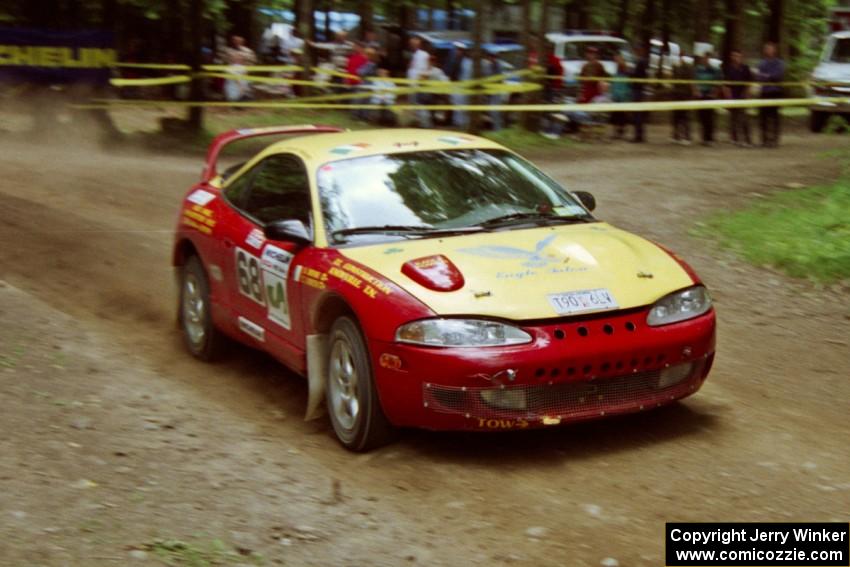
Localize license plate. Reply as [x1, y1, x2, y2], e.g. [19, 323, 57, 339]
[547, 288, 618, 315]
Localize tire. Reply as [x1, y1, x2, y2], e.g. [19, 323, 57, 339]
[810, 111, 827, 133]
[325, 316, 396, 451]
[179, 255, 225, 361]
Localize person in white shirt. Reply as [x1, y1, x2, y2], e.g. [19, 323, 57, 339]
[406, 36, 430, 80]
[223, 35, 257, 101]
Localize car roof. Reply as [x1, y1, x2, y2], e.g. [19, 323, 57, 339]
[261, 128, 506, 164]
[830, 31, 850, 39]
[546, 33, 627, 43]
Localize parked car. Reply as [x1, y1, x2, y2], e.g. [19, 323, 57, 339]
[810, 31, 850, 132]
[545, 31, 634, 95]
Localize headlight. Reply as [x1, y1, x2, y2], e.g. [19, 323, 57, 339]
[647, 286, 712, 327]
[395, 318, 532, 347]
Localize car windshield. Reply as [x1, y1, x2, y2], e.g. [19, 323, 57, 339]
[317, 149, 593, 244]
[826, 38, 850, 63]
[564, 40, 633, 61]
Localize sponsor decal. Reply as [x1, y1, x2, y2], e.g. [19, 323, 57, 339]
[186, 189, 216, 206]
[237, 316, 265, 342]
[330, 143, 370, 156]
[437, 135, 474, 146]
[261, 245, 294, 329]
[329, 258, 392, 299]
[245, 228, 265, 249]
[296, 265, 328, 290]
[476, 417, 529, 430]
[235, 248, 266, 306]
[383, 247, 404, 255]
[460, 234, 561, 268]
[181, 204, 216, 235]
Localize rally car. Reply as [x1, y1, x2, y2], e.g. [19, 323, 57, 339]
[174, 125, 716, 451]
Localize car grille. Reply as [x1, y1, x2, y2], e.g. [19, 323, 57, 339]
[423, 367, 701, 421]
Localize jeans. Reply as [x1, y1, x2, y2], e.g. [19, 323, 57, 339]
[672, 109, 691, 140]
[760, 92, 782, 146]
[729, 107, 751, 144]
[698, 97, 715, 142]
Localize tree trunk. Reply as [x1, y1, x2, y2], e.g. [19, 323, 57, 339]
[722, 0, 742, 62]
[639, 0, 655, 50]
[298, 0, 314, 96]
[358, 0, 373, 36]
[766, 0, 786, 58]
[446, 0, 455, 30]
[469, 0, 484, 134]
[324, 0, 332, 41]
[427, 0, 435, 30]
[694, 0, 711, 45]
[616, 0, 629, 36]
[520, 0, 534, 130]
[188, 0, 205, 131]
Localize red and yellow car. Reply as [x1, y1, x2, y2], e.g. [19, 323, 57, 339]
[174, 125, 716, 451]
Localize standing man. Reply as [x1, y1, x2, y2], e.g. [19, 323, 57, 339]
[756, 42, 785, 147]
[694, 52, 722, 146]
[450, 43, 472, 129]
[579, 47, 608, 103]
[723, 49, 753, 146]
[223, 35, 257, 102]
[671, 51, 697, 144]
[610, 53, 632, 139]
[630, 44, 649, 143]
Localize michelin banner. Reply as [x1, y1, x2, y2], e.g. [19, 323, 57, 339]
[0, 27, 115, 85]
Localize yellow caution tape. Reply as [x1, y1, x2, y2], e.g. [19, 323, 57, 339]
[201, 64, 304, 73]
[84, 96, 848, 113]
[113, 62, 192, 71]
[110, 75, 192, 87]
[546, 74, 809, 87]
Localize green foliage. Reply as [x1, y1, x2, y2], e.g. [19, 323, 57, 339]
[696, 177, 850, 283]
[148, 538, 264, 566]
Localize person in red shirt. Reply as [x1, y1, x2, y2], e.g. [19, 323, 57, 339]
[345, 42, 368, 86]
[579, 47, 609, 103]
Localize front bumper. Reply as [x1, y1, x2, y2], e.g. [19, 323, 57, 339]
[370, 308, 716, 431]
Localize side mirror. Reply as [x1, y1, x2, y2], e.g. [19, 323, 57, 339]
[264, 219, 312, 245]
[572, 191, 596, 212]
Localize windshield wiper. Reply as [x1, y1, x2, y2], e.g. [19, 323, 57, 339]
[332, 225, 484, 241]
[477, 212, 591, 228]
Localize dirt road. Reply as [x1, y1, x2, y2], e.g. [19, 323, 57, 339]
[1, 124, 848, 566]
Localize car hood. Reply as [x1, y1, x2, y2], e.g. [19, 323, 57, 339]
[340, 223, 694, 320]
[813, 62, 850, 83]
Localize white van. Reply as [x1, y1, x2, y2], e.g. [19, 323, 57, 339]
[810, 31, 850, 132]
[545, 32, 634, 95]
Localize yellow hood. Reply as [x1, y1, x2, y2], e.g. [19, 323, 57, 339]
[341, 223, 694, 320]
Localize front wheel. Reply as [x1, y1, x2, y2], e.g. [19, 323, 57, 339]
[326, 316, 396, 451]
[179, 255, 225, 361]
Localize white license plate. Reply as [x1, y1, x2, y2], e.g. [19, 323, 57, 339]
[548, 288, 618, 315]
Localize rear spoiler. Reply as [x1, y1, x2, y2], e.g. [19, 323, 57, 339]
[201, 124, 345, 183]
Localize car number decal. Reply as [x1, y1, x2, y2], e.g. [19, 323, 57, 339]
[235, 248, 266, 306]
[261, 245, 294, 330]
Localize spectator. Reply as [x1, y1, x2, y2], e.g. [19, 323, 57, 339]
[610, 52, 632, 139]
[353, 47, 379, 121]
[363, 29, 382, 51]
[579, 47, 609, 103]
[533, 42, 565, 139]
[485, 52, 504, 131]
[671, 51, 697, 145]
[282, 29, 305, 64]
[694, 52, 722, 145]
[407, 36, 430, 80]
[630, 44, 649, 143]
[756, 42, 785, 147]
[369, 68, 397, 125]
[346, 41, 368, 85]
[723, 49, 753, 146]
[450, 43, 472, 129]
[223, 35, 257, 102]
[413, 55, 448, 128]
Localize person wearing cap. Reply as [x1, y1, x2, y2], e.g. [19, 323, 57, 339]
[723, 49, 754, 146]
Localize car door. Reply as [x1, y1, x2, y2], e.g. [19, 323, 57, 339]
[218, 154, 313, 360]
